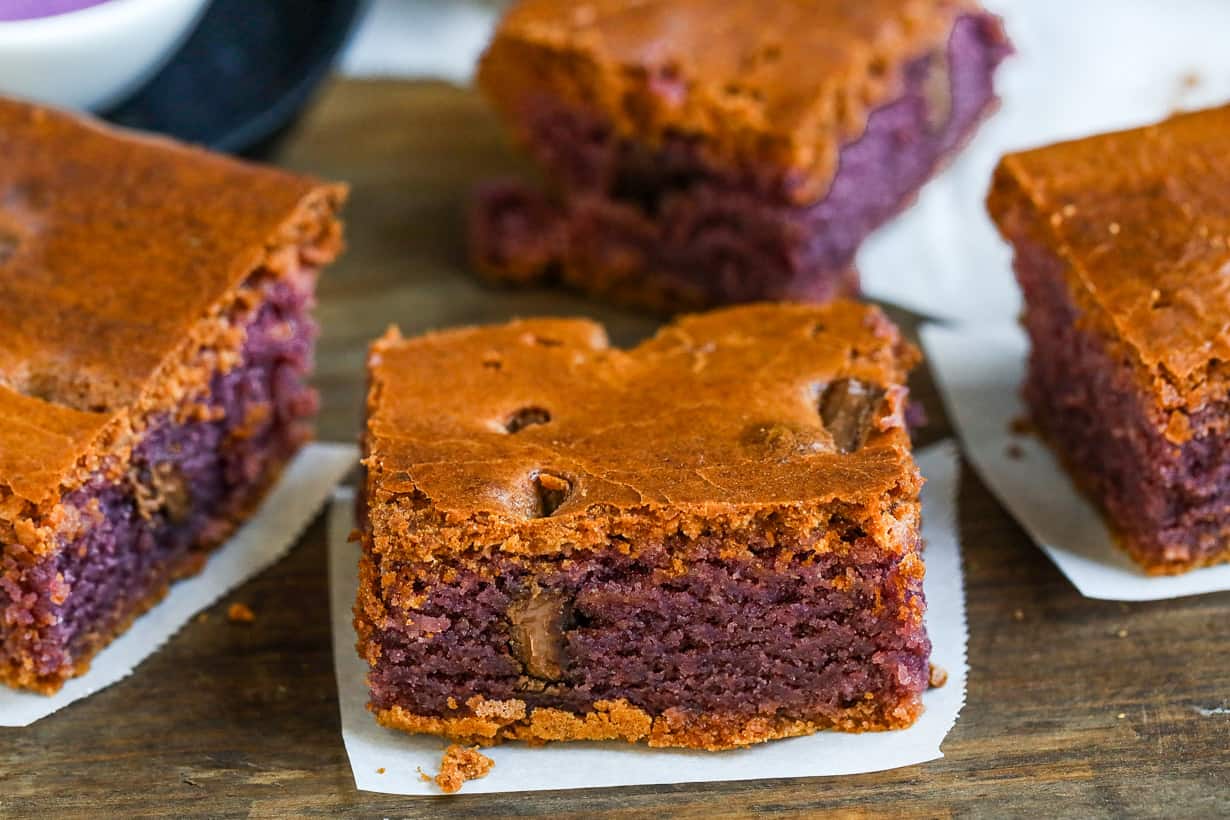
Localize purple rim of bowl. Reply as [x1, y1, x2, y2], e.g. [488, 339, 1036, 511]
[0, 0, 114, 22]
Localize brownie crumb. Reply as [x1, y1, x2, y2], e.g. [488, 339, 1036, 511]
[1173, 71, 1203, 110]
[928, 663, 948, 688]
[1005, 443, 1025, 460]
[1009, 416, 1034, 435]
[431, 744, 494, 794]
[227, 603, 256, 624]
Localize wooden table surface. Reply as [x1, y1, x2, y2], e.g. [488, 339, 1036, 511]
[5, 79, 1228, 819]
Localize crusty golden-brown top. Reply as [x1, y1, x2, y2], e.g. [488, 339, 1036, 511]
[988, 104, 1230, 390]
[0, 387, 109, 517]
[364, 302, 920, 557]
[479, 0, 987, 204]
[0, 97, 343, 413]
[0, 97, 343, 508]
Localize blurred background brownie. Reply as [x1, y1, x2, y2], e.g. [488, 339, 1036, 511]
[988, 104, 1230, 575]
[357, 302, 931, 750]
[0, 98, 345, 693]
[472, 0, 1010, 311]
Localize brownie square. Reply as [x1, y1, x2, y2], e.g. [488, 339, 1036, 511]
[988, 104, 1230, 575]
[357, 302, 930, 750]
[0, 98, 345, 692]
[471, 0, 1010, 311]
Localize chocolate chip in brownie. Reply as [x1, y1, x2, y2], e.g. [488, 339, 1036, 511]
[507, 589, 572, 680]
[532, 471, 572, 517]
[819, 379, 885, 454]
[504, 406, 552, 434]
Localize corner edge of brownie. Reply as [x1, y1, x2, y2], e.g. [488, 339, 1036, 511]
[357, 302, 931, 750]
[987, 103, 1230, 574]
[0, 97, 346, 693]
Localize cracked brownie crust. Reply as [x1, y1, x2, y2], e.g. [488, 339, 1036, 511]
[357, 302, 930, 750]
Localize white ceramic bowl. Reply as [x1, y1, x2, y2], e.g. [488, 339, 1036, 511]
[0, 0, 211, 112]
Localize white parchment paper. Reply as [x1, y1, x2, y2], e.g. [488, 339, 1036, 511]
[330, 441, 966, 796]
[1, 443, 358, 727]
[922, 323, 1230, 601]
[341, 0, 497, 83]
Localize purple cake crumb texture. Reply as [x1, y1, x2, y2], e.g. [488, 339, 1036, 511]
[367, 531, 930, 724]
[1017, 233, 1230, 570]
[473, 13, 1011, 306]
[0, 273, 318, 682]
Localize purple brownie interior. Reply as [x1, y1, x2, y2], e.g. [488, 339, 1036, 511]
[367, 527, 930, 725]
[1016, 234, 1230, 570]
[0, 271, 318, 682]
[474, 13, 1010, 305]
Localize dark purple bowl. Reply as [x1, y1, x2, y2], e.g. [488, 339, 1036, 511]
[103, 0, 365, 157]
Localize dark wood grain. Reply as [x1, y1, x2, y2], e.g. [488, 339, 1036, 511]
[4, 79, 1228, 819]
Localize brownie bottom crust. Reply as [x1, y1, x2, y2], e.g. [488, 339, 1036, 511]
[0, 271, 318, 693]
[375, 695, 924, 751]
[357, 520, 930, 750]
[1014, 231, 1230, 574]
[471, 13, 1008, 312]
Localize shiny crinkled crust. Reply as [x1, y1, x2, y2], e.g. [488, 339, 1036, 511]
[479, 0, 993, 205]
[0, 96, 346, 511]
[362, 301, 921, 562]
[987, 104, 1230, 408]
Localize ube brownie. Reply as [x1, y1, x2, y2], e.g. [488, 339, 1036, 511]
[0, 98, 345, 693]
[357, 302, 931, 750]
[988, 104, 1230, 575]
[471, 0, 1011, 312]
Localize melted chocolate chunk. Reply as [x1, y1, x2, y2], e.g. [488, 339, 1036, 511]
[819, 379, 885, 454]
[504, 406, 552, 434]
[532, 472, 572, 517]
[507, 589, 572, 680]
